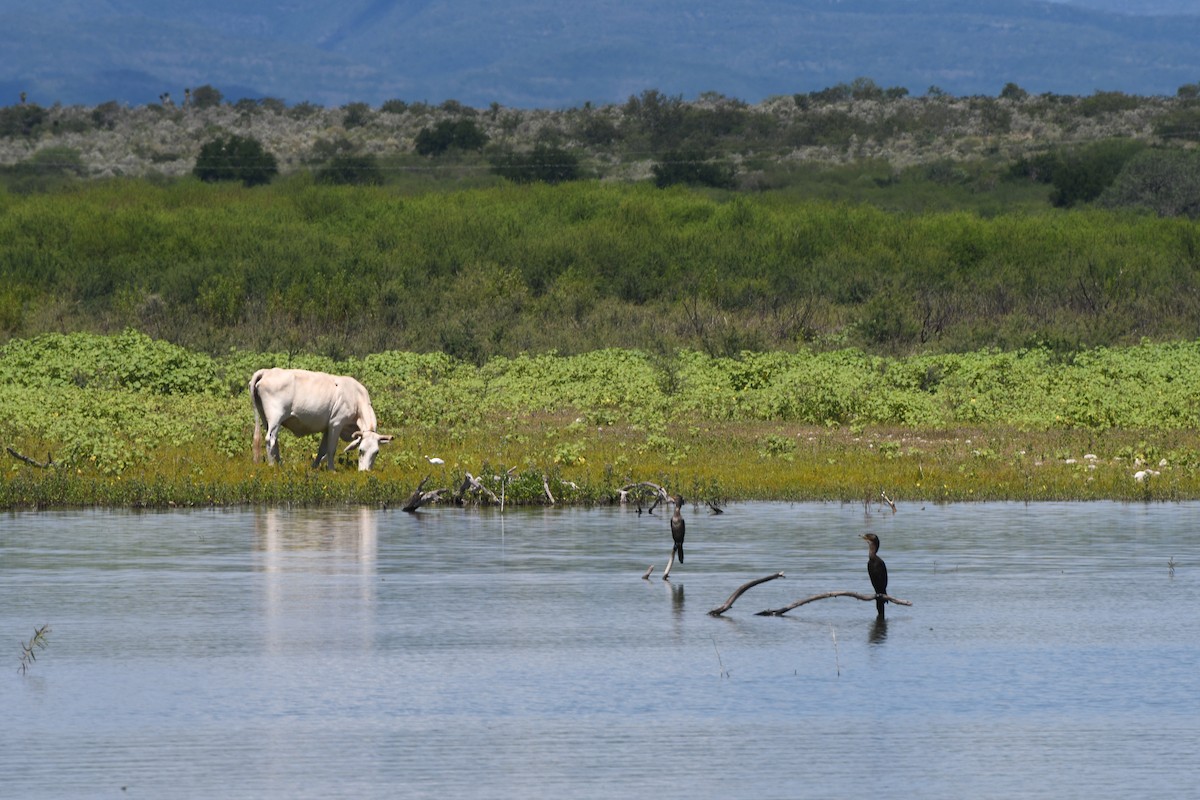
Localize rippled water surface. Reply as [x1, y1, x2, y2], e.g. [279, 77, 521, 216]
[3, 502, 1197, 799]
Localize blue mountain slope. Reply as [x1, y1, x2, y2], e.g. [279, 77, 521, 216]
[2, 0, 1199, 108]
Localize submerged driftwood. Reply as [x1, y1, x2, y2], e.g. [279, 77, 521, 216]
[402, 476, 449, 512]
[756, 591, 912, 616]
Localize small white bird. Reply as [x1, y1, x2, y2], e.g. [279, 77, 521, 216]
[424, 455, 445, 465]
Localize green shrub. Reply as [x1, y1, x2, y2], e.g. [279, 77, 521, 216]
[0, 147, 85, 193]
[490, 145, 581, 184]
[1153, 107, 1200, 141]
[414, 119, 488, 156]
[91, 101, 122, 130]
[0, 104, 47, 138]
[622, 89, 687, 148]
[342, 102, 372, 129]
[190, 85, 223, 109]
[316, 154, 384, 186]
[652, 150, 735, 189]
[1049, 139, 1146, 207]
[1076, 91, 1142, 117]
[1000, 83, 1029, 101]
[193, 134, 278, 187]
[1100, 148, 1200, 218]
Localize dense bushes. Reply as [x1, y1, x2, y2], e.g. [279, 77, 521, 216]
[1100, 149, 1200, 218]
[652, 150, 735, 188]
[0, 104, 48, 138]
[489, 145, 582, 184]
[193, 134, 278, 186]
[1048, 138, 1146, 208]
[316, 154, 384, 185]
[2, 180, 1200, 359]
[414, 119, 489, 156]
[0, 146, 85, 193]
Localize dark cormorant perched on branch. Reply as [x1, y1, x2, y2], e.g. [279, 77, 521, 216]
[671, 495, 685, 564]
[860, 533, 888, 617]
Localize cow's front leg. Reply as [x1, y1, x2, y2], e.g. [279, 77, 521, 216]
[318, 427, 340, 470]
[314, 429, 333, 469]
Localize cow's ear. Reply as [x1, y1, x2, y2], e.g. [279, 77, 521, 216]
[379, 435, 394, 444]
[342, 437, 362, 453]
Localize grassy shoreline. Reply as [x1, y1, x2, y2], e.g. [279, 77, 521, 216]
[3, 421, 1194, 510]
[3, 331, 1199, 509]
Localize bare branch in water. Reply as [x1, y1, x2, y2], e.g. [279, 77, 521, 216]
[757, 591, 912, 616]
[708, 572, 786, 616]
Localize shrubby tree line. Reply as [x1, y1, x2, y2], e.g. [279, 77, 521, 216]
[6, 177, 1200, 362]
[6, 78, 1200, 215]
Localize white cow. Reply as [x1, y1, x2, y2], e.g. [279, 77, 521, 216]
[250, 368, 392, 471]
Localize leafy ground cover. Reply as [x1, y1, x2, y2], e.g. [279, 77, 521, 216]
[3, 331, 1197, 508]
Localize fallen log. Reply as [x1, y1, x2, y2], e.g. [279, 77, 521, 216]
[7, 447, 54, 468]
[756, 591, 913, 616]
[707, 572, 786, 616]
[402, 476, 448, 512]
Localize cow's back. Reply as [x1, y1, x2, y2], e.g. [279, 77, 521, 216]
[253, 368, 339, 436]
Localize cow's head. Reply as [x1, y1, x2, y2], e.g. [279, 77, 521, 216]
[342, 431, 394, 471]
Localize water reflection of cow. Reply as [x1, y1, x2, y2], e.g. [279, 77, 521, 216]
[255, 507, 378, 565]
[255, 509, 379, 652]
[250, 368, 393, 471]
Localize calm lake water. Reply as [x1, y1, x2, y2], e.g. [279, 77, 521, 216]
[3, 501, 1197, 799]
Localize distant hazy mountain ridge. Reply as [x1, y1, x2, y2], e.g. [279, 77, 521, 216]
[3, 1, 1200, 109]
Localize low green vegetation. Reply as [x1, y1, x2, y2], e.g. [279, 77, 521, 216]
[3, 179, 1200, 361]
[3, 331, 1199, 508]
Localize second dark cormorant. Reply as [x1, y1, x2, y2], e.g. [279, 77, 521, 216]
[860, 533, 888, 617]
[671, 495, 685, 564]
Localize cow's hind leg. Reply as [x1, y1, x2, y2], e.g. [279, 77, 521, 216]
[266, 423, 283, 465]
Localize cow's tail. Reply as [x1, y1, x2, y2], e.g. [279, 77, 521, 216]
[249, 369, 267, 463]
